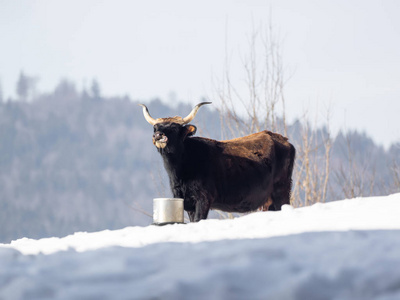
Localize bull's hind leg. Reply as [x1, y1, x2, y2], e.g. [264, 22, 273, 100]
[260, 197, 273, 211]
[270, 180, 291, 211]
[270, 143, 295, 210]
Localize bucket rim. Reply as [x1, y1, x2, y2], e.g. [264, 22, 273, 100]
[153, 197, 184, 201]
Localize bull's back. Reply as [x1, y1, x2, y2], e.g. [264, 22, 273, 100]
[210, 132, 277, 211]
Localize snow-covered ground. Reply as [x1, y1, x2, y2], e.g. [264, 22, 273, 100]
[1, 194, 400, 300]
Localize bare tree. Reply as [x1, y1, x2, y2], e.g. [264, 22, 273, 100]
[214, 20, 287, 140]
[291, 111, 332, 207]
[213, 22, 333, 209]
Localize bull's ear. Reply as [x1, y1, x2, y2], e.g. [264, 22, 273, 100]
[184, 124, 197, 137]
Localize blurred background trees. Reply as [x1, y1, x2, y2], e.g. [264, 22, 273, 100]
[0, 73, 398, 243]
[16, 71, 39, 102]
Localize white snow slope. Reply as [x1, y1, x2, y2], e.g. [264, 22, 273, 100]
[1, 194, 400, 300]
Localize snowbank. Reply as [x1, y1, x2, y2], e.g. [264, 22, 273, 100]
[1, 194, 400, 299]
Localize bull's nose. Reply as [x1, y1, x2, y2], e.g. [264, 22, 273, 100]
[153, 132, 164, 140]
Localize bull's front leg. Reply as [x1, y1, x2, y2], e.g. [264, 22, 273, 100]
[187, 211, 195, 222]
[183, 191, 212, 222]
[193, 198, 211, 222]
[183, 196, 196, 222]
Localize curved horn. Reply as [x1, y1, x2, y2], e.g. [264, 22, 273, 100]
[182, 102, 212, 124]
[138, 104, 157, 125]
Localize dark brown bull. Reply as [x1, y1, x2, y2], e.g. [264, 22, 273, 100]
[139, 102, 295, 222]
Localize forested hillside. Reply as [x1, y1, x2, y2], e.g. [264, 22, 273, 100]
[0, 80, 195, 242]
[0, 79, 398, 242]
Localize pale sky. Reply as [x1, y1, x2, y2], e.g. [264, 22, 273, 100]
[1, 0, 399, 147]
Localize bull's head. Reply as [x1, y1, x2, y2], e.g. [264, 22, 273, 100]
[139, 102, 211, 151]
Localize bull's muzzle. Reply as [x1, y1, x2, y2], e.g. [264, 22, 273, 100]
[153, 132, 168, 149]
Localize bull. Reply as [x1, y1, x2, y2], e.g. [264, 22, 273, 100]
[139, 102, 296, 222]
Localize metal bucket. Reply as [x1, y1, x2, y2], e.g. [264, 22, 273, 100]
[153, 198, 184, 225]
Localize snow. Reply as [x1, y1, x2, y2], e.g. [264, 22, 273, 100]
[1, 194, 400, 300]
